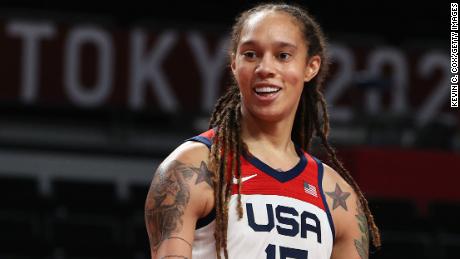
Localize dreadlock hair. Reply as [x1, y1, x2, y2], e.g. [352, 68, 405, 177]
[207, 3, 381, 258]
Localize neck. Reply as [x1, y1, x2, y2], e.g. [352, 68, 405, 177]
[240, 106, 296, 154]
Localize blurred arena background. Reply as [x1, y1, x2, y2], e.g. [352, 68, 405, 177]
[0, 0, 458, 258]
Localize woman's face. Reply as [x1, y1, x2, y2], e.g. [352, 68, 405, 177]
[232, 11, 320, 122]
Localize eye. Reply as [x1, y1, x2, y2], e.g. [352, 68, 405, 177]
[242, 51, 257, 59]
[278, 52, 292, 61]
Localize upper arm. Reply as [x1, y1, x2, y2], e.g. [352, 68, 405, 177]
[144, 142, 214, 259]
[322, 164, 369, 259]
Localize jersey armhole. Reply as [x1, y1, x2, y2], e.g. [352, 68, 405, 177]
[195, 208, 216, 229]
[313, 156, 336, 241]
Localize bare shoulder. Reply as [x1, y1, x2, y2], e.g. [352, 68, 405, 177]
[161, 140, 214, 195]
[321, 163, 369, 259]
[165, 140, 211, 166]
[322, 163, 358, 230]
[153, 140, 204, 171]
[148, 140, 214, 213]
[153, 140, 213, 197]
[322, 163, 355, 202]
[144, 140, 214, 255]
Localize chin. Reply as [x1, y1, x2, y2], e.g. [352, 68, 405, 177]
[250, 107, 286, 122]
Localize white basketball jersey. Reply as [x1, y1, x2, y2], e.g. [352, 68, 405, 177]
[188, 129, 335, 259]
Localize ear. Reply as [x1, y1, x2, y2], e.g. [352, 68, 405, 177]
[304, 55, 321, 82]
[231, 53, 237, 75]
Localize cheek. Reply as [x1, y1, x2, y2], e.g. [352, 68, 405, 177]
[284, 65, 306, 90]
[235, 65, 253, 90]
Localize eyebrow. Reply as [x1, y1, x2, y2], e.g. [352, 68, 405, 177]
[239, 40, 298, 50]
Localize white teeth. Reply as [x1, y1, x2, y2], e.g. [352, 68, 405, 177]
[254, 87, 281, 93]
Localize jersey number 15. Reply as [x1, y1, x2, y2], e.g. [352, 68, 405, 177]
[265, 244, 308, 259]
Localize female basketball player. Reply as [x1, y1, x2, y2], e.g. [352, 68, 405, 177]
[145, 3, 380, 259]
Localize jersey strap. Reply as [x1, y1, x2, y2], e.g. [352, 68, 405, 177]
[184, 128, 216, 150]
[313, 156, 336, 240]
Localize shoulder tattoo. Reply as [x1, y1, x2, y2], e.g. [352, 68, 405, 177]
[326, 183, 351, 211]
[144, 160, 213, 250]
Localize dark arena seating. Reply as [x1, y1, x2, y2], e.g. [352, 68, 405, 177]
[0, 175, 151, 259]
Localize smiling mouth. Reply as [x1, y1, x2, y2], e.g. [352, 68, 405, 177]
[253, 86, 281, 95]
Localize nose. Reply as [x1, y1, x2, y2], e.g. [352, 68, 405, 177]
[255, 54, 276, 78]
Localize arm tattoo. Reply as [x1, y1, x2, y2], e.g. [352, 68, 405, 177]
[195, 161, 214, 187]
[354, 200, 369, 259]
[325, 183, 351, 211]
[145, 160, 213, 250]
